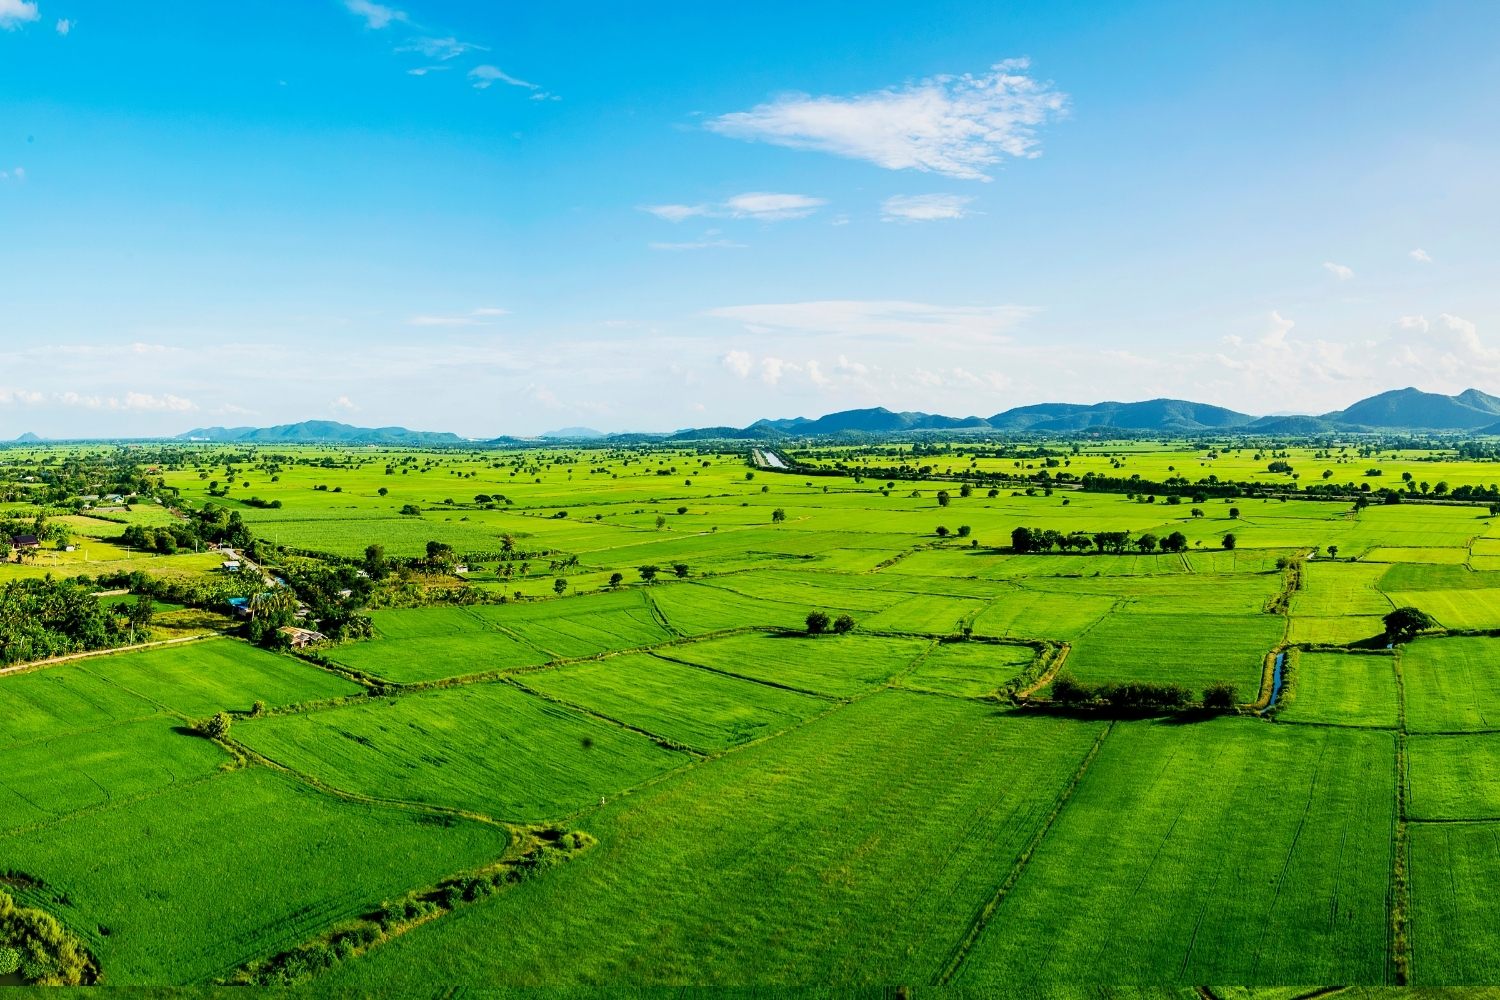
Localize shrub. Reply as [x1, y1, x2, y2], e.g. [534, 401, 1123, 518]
[609, 572, 623, 587]
[250, 700, 266, 718]
[832, 613, 855, 634]
[0, 947, 19, 976]
[937, 490, 950, 507]
[805, 611, 830, 634]
[671, 563, 689, 578]
[935, 526, 949, 537]
[676, 506, 688, 515]
[957, 525, 971, 537]
[399, 504, 422, 516]
[637, 565, 659, 583]
[1222, 533, 1236, 550]
[1051, 673, 1097, 706]
[1202, 680, 1238, 711]
[201, 711, 232, 740]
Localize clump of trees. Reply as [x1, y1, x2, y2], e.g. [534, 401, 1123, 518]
[1010, 527, 1188, 554]
[805, 611, 830, 634]
[0, 890, 98, 984]
[1051, 672, 1236, 713]
[0, 578, 127, 666]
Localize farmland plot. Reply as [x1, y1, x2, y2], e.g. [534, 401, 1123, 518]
[1383, 589, 1500, 630]
[1404, 637, 1500, 733]
[1276, 652, 1398, 728]
[326, 630, 552, 683]
[1410, 821, 1500, 983]
[1364, 547, 1471, 564]
[901, 641, 1036, 697]
[236, 681, 687, 820]
[518, 652, 828, 752]
[318, 694, 1107, 987]
[858, 594, 985, 634]
[80, 639, 362, 717]
[1290, 562, 1393, 617]
[467, 588, 673, 658]
[1408, 734, 1500, 820]
[970, 589, 1118, 640]
[0, 664, 158, 748]
[955, 719, 1396, 984]
[665, 631, 931, 697]
[0, 717, 227, 834]
[1063, 612, 1284, 696]
[648, 582, 809, 635]
[0, 767, 509, 985]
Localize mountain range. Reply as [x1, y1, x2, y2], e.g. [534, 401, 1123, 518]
[20, 386, 1495, 446]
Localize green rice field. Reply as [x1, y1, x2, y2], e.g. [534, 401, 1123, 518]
[6, 439, 1500, 988]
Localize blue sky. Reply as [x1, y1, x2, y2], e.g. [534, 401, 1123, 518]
[2, 0, 1499, 437]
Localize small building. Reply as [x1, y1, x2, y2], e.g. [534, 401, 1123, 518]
[221, 560, 241, 573]
[277, 626, 326, 649]
[11, 535, 39, 549]
[227, 597, 251, 619]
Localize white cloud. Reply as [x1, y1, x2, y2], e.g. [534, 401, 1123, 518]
[760, 358, 800, 385]
[344, 0, 405, 29]
[0, 388, 43, 404]
[13, 168, 22, 180]
[837, 354, 868, 375]
[399, 37, 486, 59]
[55, 17, 69, 34]
[1410, 248, 1432, 262]
[642, 192, 824, 223]
[881, 193, 972, 221]
[706, 59, 1067, 181]
[407, 66, 450, 76]
[642, 204, 709, 223]
[724, 192, 826, 220]
[706, 300, 1037, 343]
[331, 396, 359, 412]
[214, 403, 259, 416]
[0, 0, 38, 29]
[1324, 262, 1354, 280]
[721, 350, 753, 377]
[470, 65, 540, 92]
[125, 392, 194, 411]
[807, 360, 831, 386]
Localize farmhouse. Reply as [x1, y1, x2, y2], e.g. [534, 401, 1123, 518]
[277, 625, 326, 648]
[11, 534, 39, 549]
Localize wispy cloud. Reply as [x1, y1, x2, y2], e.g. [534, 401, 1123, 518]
[399, 36, 487, 59]
[407, 66, 450, 76]
[1410, 248, 1432, 262]
[642, 192, 825, 223]
[0, 0, 38, 29]
[55, 17, 70, 34]
[706, 59, 1067, 181]
[1324, 262, 1354, 280]
[724, 192, 826, 220]
[407, 307, 508, 326]
[331, 396, 359, 412]
[881, 193, 972, 221]
[344, 0, 405, 29]
[706, 300, 1037, 343]
[469, 64, 551, 99]
[54, 390, 194, 411]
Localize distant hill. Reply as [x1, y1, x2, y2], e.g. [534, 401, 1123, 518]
[177, 420, 466, 445]
[14, 432, 42, 443]
[988, 398, 1256, 433]
[539, 427, 605, 439]
[1324, 387, 1500, 430]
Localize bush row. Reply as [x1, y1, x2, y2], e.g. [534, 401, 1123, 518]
[1050, 673, 1238, 712]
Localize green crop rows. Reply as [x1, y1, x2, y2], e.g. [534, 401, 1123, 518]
[7, 440, 1500, 987]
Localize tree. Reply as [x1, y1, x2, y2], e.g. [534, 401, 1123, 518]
[609, 572, 624, 587]
[1011, 526, 1034, 553]
[1190, 507, 1204, 518]
[399, 504, 422, 516]
[1228, 507, 1241, 519]
[672, 562, 689, 578]
[937, 490, 951, 507]
[127, 592, 154, 641]
[957, 525, 971, 537]
[553, 578, 568, 596]
[987, 488, 1000, 498]
[364, 544, 386, 578]
[638, 565, 659, 583]
[832, 613, 855, 634]
[201, 711, 232, 740]
[1327, 544, 1339, 559]
[1201, 680, 1238, 711]
[655, 514, 666, 530]
[771, 508, 786, 523]
[426, 540, 455, 568]
[1051, 673, 1095, 707]
[676, 506, 688, 515]
[1135, 533, 1158, 553]
[377, 487, 388, 496]
[805, 610, 830, 634]
[1161, 531, 1188, 553]
[1385, 606, 1436, 640]
[935, 525, 949, 537]
[745, 472, 754, 481]
[959, 483, 972, 498]
[1221, 533, 1236, 550]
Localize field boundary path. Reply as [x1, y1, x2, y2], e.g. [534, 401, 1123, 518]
[1016, 643, 1071, 699]
[0, 631, 226, 680]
